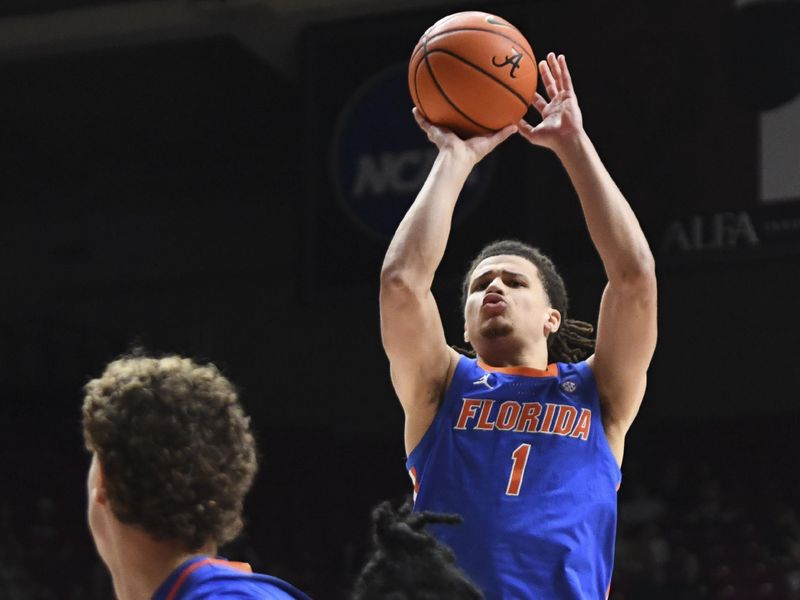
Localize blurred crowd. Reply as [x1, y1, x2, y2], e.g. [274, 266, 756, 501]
[1, 419, 797, 599]
[613, 428, 800, 599]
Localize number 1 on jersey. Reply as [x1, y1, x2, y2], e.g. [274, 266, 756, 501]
[506, 443, 531, 496]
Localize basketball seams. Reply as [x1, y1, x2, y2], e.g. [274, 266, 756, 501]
[412, 14, 472, 63]
[420, 34, 494, 134]
[424, 48, 532, 109]
[409, 26, 534, 67]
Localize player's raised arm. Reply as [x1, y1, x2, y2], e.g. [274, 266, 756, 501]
[380, 109, 516, 453]
[518, 53, 657, 464]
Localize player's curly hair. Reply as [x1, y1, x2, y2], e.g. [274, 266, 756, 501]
[82, 350, 258, 551]
[460, 240, 595, 363]
[353, 498, 484, 600]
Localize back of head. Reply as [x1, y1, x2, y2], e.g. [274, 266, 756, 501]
[82, 351, 258, 551]
[353, 499, 484, 600]
[461, 239, 595, 363]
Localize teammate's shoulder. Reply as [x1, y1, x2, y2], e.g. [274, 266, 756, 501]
[192, 577, 310, 600]
[247, 573, 312, 600]
[189, 563, 311, 600]
[193, 591, 300, 600]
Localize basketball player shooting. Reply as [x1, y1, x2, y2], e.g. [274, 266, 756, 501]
[380, 53, 657, 598]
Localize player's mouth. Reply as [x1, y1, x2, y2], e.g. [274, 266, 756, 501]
[482, 293, 507, 315]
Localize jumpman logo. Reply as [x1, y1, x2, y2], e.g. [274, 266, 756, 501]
[472, 373, 493, 389]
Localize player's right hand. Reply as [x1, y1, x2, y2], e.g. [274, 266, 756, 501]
[413, 107, 517, 167]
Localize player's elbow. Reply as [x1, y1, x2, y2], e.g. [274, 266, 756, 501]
[380, 265, 408, 293]
[614, 251, 656, 297]
[380, 265, 425, 299]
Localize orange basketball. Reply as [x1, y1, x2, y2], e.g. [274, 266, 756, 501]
[408, 11, 537, 138]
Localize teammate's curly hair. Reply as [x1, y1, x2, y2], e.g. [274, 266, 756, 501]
[82, 350, 257, 551]
[460, 240, 595, 363]
[353, 499, 484, 599]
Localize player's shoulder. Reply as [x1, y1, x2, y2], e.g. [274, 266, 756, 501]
[554, 358, 599, 396]
[445, 351, 483, 384]
[559, 357, 594, 378]
[450, 351, 482, 374]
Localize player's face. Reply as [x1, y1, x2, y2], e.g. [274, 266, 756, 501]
[86, 453, 112, 565]
[464, 254, 554, 349]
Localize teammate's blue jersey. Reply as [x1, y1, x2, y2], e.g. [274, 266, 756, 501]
[152, 556, 312, 600]
[407, 355, 621, 600]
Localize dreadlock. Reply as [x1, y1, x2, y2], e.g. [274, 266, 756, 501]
[352, 498, 484, 600]
[459, 240, 595, 363]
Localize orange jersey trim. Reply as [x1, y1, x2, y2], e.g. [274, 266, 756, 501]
[208, 558, 252, 573]
[165, 557, 253, 600]
[165, 559, 212, 600]
[477, 360, 558, 378]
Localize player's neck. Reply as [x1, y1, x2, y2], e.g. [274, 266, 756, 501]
[476, 339, 549, 370]
[108, 524, 213, 600]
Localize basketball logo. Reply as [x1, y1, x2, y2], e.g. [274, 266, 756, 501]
[491, 49, 524, 78]
[484, 15, 512, 28]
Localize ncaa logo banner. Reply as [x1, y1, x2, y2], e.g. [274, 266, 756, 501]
[331, 63, 495, 239]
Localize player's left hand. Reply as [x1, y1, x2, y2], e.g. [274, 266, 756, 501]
[517, 53, 584, 152]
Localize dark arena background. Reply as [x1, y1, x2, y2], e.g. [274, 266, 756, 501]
[1, 0, 799, 598]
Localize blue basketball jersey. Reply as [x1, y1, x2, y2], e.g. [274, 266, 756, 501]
[151, 556, 312, 600]
[407, 355, 621, 600]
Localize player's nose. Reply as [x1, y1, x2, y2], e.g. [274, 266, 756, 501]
[485, 277, 506, 294]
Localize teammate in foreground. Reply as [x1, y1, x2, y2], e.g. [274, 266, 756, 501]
[82, 351, 311, 600]
[380, 53, 657, 598]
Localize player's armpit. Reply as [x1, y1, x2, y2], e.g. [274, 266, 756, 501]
[390, 347, 460, 455]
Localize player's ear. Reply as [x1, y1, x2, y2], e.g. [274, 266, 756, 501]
[92, 457, 109, 506]
[92, 486, 108, 505]
[543, 309, 561, 336]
